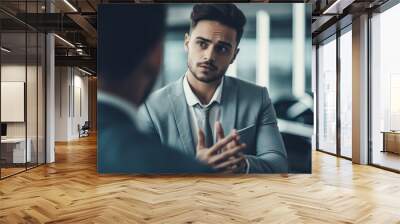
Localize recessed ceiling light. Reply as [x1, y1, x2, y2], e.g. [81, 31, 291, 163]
[78, 67, 93, 76]
[54, 34, 75, 48]
[1, 47, 11, 53]
[322, 0, 355, 15]
[63, 0, 78, 12]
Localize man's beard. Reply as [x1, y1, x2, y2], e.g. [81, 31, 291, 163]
[188, 61, 227, 83]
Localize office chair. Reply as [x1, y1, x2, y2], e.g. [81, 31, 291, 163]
[78, 121, 90, 138]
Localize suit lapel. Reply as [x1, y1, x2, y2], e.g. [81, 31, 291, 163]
[168, 77, 196, 156]
[220, 76, 238, 136]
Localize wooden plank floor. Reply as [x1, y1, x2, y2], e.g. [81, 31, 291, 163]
[1, 134, 400, 224]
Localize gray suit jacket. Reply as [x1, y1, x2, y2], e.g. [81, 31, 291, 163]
[137, 76, 288, 173]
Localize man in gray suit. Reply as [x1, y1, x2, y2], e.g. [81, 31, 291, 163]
[137, 4, 288, 173]
[97, 4, 241, 173]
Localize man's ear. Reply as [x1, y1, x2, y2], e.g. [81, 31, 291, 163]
[127, 40, 163, 106]
[184, 33, 190, 52]
[230, 48, 240, 64]
[147, 40, 163, 72]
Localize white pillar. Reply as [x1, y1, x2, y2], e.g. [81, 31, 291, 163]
[352, 14, 369, 164]
[292, 4, 306, 98]
[46, 1, 55, 163]
[312, 45, 317, 150]
[256, 10, 270, 88]
[46, 33, 55, 163]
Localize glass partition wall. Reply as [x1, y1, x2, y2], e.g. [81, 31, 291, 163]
[339, 27, 352, 159]
[0, 2, 46, 179]
[317, 35, 337, 155]
[316, 0, 400, 172]
[316, 26, 353, 159]
[0, 30, 27, 177]
[370, 3, 400, 172]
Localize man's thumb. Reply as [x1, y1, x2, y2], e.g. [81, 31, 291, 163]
[197, 128, 205, 150]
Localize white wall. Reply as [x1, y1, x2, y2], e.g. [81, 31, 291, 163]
[1, 63, 46, 164]
[1, 65, 26, 130]
[55, 67, 89, 141]
[55, 66, 69, 141]
[1, 65, 39, 138]
[75, 71, 89, 138]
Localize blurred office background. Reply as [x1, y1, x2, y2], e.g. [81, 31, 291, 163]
[151, 3, 313, 172]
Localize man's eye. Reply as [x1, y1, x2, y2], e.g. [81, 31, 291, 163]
[198, 41, 207, 48]
[217, 46, 228, 53]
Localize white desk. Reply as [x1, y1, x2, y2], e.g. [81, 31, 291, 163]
[1, 138, 31, 163]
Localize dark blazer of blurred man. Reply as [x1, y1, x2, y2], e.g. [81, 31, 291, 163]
[137, 4, 288, 173]
[97, 4, 241, 173]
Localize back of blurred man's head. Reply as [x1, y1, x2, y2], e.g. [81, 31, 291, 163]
[98, 4, 166, 105]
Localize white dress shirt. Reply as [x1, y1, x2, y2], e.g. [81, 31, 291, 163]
[182, 75, 250, 173]
[183, 75, 223, 147]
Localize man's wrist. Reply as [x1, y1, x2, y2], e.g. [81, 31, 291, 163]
[237, 156, 250, 174]
[244, 157, 250, 174]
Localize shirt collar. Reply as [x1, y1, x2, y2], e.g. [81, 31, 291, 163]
[183, 74, 224, 107]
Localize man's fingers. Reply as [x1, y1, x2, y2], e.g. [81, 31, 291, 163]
[227, 129, 240, 149]
[207, 132, 238, 155]
[219, 157, 244, 173]
[208, 143, 246, 165]
[231, 129, 241, 144]
[215, 121, 224, 141]
[214, 156, 244, 170]
[197, 128, 205, 150]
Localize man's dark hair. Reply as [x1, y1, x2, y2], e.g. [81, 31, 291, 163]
[190, 4, 246, 46]
[98, 4, 166, 86]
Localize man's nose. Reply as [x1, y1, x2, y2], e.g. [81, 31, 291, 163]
[203, 46, 216, 63]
